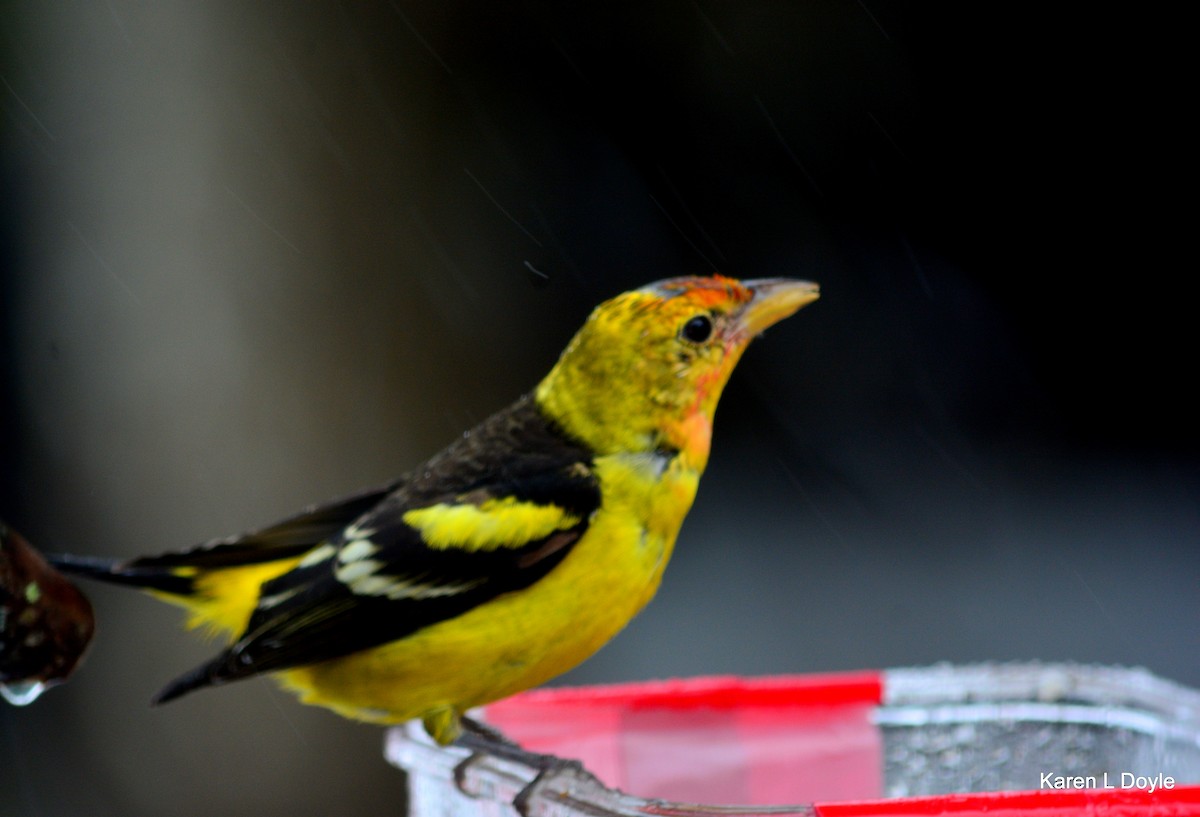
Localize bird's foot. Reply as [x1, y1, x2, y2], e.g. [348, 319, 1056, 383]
[454, 717, 595, 817]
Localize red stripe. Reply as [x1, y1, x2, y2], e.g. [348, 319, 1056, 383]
[487, 671, 884, 713]
[814, 785, 1200, 817]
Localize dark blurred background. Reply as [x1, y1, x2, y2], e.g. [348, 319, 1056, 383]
[2, 2, 1195, 816]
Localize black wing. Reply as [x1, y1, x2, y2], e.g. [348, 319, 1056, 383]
[154, 395, 599, 702]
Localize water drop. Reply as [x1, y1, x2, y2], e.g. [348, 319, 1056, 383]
[1, 680, 47, 706]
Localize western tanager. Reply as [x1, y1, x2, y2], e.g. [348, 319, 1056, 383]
[52, 275, 818, 745]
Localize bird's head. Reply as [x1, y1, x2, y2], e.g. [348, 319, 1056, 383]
[535, 275, 818, 469]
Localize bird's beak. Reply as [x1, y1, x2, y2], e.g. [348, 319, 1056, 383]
[736, 278, 820, 336]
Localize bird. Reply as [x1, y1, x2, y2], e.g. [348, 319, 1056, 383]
[50, 274, 818, 746]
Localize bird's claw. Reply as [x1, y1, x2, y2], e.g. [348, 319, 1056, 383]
[452, 720, 593, 817]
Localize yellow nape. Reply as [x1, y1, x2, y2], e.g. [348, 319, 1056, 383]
[402, 497, 579, 551]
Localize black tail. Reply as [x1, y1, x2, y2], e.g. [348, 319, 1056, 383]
[47, 553, 197, 596]
[46, 483, 398, 602]
[151, 655, 232, 705]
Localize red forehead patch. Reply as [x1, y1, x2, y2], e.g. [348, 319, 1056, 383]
[643, 275, 751, 309]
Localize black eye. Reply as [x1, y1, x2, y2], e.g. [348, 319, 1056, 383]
[680, 314, 713, 343]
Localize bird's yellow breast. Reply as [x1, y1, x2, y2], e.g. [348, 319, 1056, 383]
[275, 450, 699, 729]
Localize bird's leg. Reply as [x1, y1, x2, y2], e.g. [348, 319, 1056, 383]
[458, 714, 523, 749]
[455, 714, 578, 772]
[454, 716, 595, 817]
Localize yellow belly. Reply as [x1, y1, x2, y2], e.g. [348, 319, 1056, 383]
[275, 452, 699, 727]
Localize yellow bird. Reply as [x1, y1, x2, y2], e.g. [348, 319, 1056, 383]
[52, 275, 818, 745]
